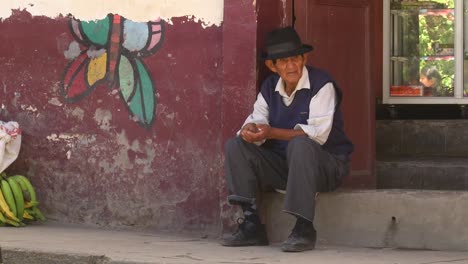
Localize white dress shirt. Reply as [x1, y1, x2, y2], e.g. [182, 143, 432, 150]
[240, 66, 336, 145]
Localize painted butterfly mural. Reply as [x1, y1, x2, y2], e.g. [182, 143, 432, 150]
[61, 14, 165, 128]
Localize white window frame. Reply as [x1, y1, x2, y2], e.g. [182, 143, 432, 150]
[383, 0, 466, 104]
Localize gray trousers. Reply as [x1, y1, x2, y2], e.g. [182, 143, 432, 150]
[225, 136, 349, 222]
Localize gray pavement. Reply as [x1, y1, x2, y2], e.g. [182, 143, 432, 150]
[1, 221, 468, 264]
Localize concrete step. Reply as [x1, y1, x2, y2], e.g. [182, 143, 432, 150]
[263, 190, 468, 251]
[376, 120, 468, 157]
[377, 156, 468, 190]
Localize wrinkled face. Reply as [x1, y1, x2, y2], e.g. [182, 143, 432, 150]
[420, 74, 435, 88]
[266, 54, 308, 89]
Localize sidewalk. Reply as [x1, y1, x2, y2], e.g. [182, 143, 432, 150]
[1, 222, 468, 264]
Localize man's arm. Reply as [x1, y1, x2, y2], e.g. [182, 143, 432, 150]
[252, 83, 336, 143]
[238, 93, 269, 144]
[254, 124, 306, 141]
[294, 82, 336, 145]
[239, 89, 306, 142]
[240, 83, 336, 144]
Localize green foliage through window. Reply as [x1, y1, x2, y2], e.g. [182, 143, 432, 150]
[418, 0, 455, 95]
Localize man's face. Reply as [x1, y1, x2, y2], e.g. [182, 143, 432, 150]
[265, 54, 308, 87]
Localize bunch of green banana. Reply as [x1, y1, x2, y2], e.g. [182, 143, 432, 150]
[0, 172, 45, 227]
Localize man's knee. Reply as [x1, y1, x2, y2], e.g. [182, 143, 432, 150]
[288, 136, 320, 154]
[225, 137, 243, 154]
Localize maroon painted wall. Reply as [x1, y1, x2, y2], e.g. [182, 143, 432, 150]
[0, 1, 293, 234]
[256, 0, 290, 84]
[220, 0, 288, 231]
[0, 10, 224, 233]
[220, 0, 259, 230]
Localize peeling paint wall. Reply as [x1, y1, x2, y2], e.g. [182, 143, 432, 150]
[0, 4, 224, 234]
[0, 0, 223, 27]
[0, 0, 288, 235]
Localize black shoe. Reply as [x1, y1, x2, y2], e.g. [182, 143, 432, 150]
[221, 218, 269, 247]
[281, 218, 317, 252]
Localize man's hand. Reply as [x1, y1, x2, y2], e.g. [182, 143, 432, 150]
[240, 123, 271, 143]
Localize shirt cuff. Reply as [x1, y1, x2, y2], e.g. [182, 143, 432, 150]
[254, 139, 266, 146]
[294, 124, 325, 145]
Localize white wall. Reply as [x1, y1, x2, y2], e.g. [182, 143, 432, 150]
[0, 0, 223, 27]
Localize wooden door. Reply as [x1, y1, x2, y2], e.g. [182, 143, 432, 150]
[289, 0, 381, 188]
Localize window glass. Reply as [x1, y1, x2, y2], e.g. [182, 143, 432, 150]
[390, 0, 455, 97]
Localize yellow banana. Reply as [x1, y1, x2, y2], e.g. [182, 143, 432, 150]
[23, 210, 34, 220]
[7, 177, 24, 221]
[0, 210, 20, 227]
[1, 179, 17, 217]
[0, 210, 7, 224]
[0, 189, 19, 222]
[24, 201, 39, 209]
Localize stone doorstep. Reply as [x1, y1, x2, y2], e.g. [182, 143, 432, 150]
[377, 156, 468, 190]
[262, 189, 468, 251]
[376, 119, 468, 157]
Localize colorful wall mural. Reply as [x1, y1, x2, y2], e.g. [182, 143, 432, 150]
[0, 0, 258, 233]
[61, 14, 165, 127]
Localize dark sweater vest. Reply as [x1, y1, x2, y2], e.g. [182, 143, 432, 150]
[260, 66, 354, 158]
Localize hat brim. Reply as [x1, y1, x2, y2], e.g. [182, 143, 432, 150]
[261, 44, 313, 61]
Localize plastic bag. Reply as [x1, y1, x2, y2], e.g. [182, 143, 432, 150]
[0, 121, 21, 174]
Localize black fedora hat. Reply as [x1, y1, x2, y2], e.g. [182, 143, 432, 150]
[261, 26, 313, 60]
